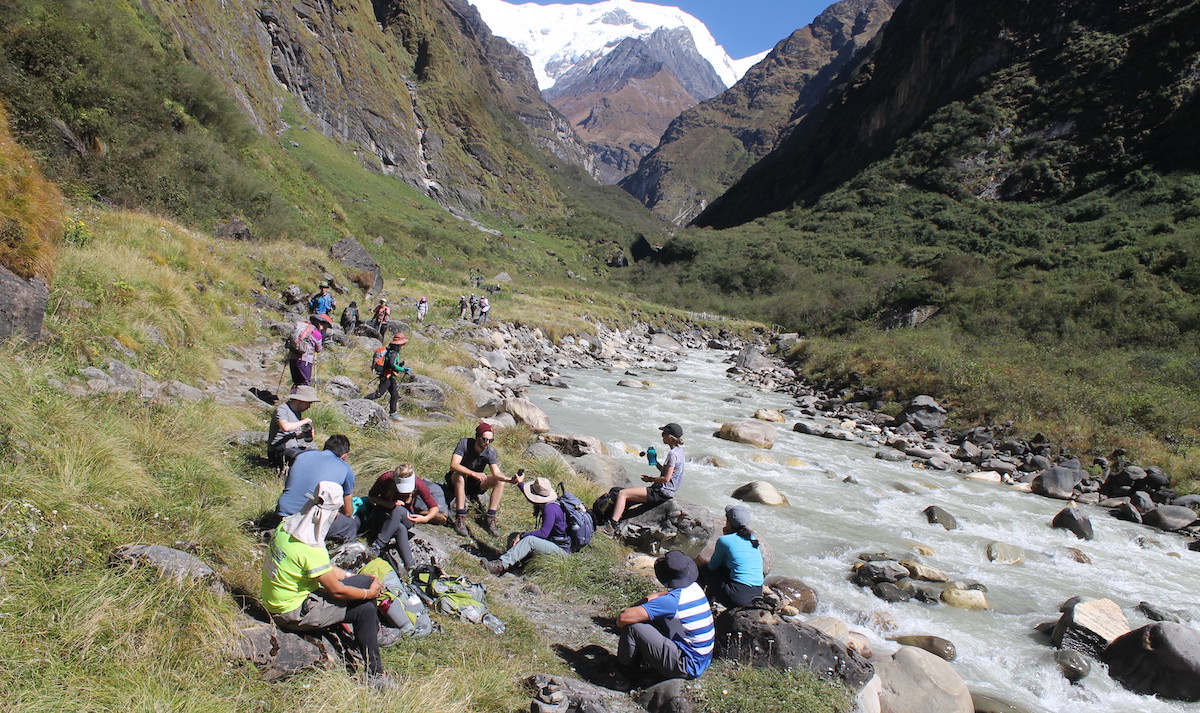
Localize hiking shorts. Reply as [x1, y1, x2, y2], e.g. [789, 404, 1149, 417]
[646, 486, 674, 506]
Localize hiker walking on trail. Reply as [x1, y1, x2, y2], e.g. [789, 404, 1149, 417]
[615, 549, 714, 682]
[308, 282, 336, 316]
[481, 474, 569, 575]
[339, 301, 360, 332]
[286, 314, 330, 390]
[607, 423, 685, 527]
[370, 298, 390, 336]
[476, 295, 490, 325]
[261, 480, 399, 690]
[364, 464, 444, 572]
[416, 296, 428, 323]
[276, 434, 359, 543]
[267, 385, 321, 466]
[365, 332, 409, 421]
[458, 295, 469, 320]
[446, 422, 514, 537]
[468, 294, 479, 322]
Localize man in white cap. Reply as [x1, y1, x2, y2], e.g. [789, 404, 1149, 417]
[615, 549, 714, 681]
[266, 385, 320, 466]
[261, 481, 397, 689]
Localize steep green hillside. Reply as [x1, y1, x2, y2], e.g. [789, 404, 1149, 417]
[622, 0, 1200, 485]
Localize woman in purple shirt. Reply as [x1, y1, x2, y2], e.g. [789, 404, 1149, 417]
[481, 473, 570, 575]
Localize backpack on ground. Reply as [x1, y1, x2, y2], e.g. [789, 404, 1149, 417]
[557, 483, 594, 551]
[591, 486, 623, 524]
[360, 557, 435, 637]
[286, 320, 313, 353]
[410, 563, 488, 623]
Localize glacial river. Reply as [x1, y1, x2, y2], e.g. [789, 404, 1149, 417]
[528, 349, 1200, 713]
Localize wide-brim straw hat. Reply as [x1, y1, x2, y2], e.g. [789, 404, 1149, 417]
[390, 332, 409, 346]
[290, 385, 321, 403]
[522, 477, 557, 504]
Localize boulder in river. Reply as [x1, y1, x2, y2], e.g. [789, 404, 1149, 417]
[1101, 622, 1200, 701]
[715, 420, 777, 449]
[764, 575, 819, 613]
[731, 481, 789, 506]
[1142, 505, 1198, 531]
[1051, 597, 1130, 657]
[1054, 649, 1090, 683]
[1051, 506, 1094, 540]
[890, 635, 957, 661]
[715, 608, 874, 690]
[941, 588, 990, 610]
[985, 542, 1025, 564]
[1032, 466, 1081, 500]
[923, 505, 958, 530]
[872, 646, 972, 713]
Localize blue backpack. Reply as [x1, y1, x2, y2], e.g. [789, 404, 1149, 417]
[557, 484, 594, 551]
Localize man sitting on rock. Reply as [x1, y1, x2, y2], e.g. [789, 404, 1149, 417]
[261, 480, 398, 690]
[446, 422, 514, 537]
[266, 385, 320, 466]
[276, 434, 359, 543]
[615, 549, 714, 682]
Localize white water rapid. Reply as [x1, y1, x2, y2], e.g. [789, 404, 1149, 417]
[527, 350, 1200, 713]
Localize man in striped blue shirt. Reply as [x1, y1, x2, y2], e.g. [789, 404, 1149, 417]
[616, 549, 715, 680]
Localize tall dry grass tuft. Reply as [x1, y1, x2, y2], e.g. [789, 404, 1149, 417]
[0, 101, 64, 279]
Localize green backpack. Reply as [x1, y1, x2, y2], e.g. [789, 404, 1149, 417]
[410, 563, 488, 623]
[360, 557, 435, 637]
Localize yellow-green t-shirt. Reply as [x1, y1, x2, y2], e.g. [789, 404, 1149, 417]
[261, 524, 332, 614]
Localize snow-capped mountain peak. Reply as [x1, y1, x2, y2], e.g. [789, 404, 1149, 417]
[469, 0, 765, 91]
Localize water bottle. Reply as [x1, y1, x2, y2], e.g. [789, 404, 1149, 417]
[646, 446, 658, 466]
[482, 612, 506, 634]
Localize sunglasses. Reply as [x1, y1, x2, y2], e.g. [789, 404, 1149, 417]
[480, 437, 494, 443]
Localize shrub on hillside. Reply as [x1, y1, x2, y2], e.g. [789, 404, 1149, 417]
[0, 102, 62, 279]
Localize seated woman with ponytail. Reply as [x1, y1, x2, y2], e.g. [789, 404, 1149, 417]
[699, 504, 764, 608]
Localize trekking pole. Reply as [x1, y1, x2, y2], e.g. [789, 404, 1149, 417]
[276, 362, 287, 394]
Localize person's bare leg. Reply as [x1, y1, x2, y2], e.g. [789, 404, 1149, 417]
[611, 487, 648, 523]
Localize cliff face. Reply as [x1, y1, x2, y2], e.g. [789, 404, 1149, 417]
[621, 0, 899, 225]
[694, 0, 1200, 228]
[544, 26, 728, 185]
[144, 0, 595, 217]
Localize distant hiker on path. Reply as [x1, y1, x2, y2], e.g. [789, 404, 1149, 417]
[286, 314, 329, 390]
[364, 463, 444, 572]
[698, 504, 764, 608]
[266, 385, 320, 466]
[365, 332, 409, 420]
[446, 422, 514, 537]
[308, 282, 335, 316]
[261, 480, 398, 690]
[458, 295, 469, 320]
[468, 294, 479, 322]
[607, 423, 685, 527]
[615, 549, 713, 682]
[481, 473, 569, 575]
[416, 296, 428, 323]
[476, 295, 490, 325]
[370, 298, 390, 335]
[339, 301, 360, 332]
[275, 434, 359, 543]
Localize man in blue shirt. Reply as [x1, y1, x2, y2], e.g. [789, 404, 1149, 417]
[616, 549, 715, 680]
[276, 434, 358, 542]
[308, 282, 335, 316]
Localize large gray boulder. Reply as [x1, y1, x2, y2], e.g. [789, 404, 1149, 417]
[1032, 466, 1081, 500]
[1051, 507, 1094, 540]
[715, 608, 873, 690]
[614, 498, 719, 558]
[648, 332, 683, 350]
[402, 375, 451, 410]
[501, 397, 550, 432]
[1052, 597, 1131, 657]
[734, 344, 774, 371]
[332, 399, 389, 429]
[571, 453, 630, 490]
[324, 375, 360, 401]
[540, 432, 604, 457]
[523, 442, 570, 467]
[233, 613, 324, 680]
[1101, 622, 1200, 701]
[715, 420, 777, 449]
[0, 265, 48, 341]
[899, 396, 948, 432]
[873, 646, 973, 713]
[329, 237, 382, 295]
[1142, 505, 1198, 531]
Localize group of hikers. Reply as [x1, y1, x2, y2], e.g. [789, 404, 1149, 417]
[261, 408, 767, 690]
[457, 293, 490, 324]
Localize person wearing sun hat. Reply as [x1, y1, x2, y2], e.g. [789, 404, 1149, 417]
[607, 422, 686, 527]
[267, 384, 321, 466]
[699, 504, 764, 608]
[480, 471, 571, 575]
[365, 331, 409, 420]
[615, 549, 714, 681]
[446, 422, 514, 537]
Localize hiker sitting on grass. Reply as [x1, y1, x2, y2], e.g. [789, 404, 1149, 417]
[481, 473, 569, 575]
[261, 480, 399, 690]
[364, 463, 445, 572]
[266, 385, 320, 466]
[276, 434, 359, 543]
[697, 504, 764, 608]
[607, 423, 685, 527]
[615, 550, 714, 683]
[446, 422, 514, 537]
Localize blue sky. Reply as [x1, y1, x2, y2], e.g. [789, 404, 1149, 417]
[519, 0, 835, 58]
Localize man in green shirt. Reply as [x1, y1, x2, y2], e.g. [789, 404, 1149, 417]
[261, 481, 395, 687]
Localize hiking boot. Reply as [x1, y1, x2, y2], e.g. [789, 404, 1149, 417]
[454, 513, 470, 537]
[481, 558, 506, 576]
[388, 412, 402, 421]
[483, 513, 499, 537]
[377, 625, 403, 648]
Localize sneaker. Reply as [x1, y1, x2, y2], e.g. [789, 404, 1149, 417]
[454, 513, 470, 537]
[377, 625, 403, 648]
[388, 412, 402, 421]
[366, 672, 403, 692]
[483, 513, 499, 537]
[481, 558, 506, 576]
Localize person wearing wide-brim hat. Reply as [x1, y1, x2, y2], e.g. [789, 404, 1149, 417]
[267, 384, 321, 466]
[615, 549, 714, 681]
[365, 332, 409, 420]
[698, 504, 764, 608]
[480, 471, 571, 575]
[607, 422, 686, 527]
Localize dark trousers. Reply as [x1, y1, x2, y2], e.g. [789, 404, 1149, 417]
[618, 622, 689, 680]
[288, 358, 312, 388]
[367, 505, 415, 569]
[338, 574, 384, 675]
[698, 566, 762, 608]
[367, 375, 400, 414]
